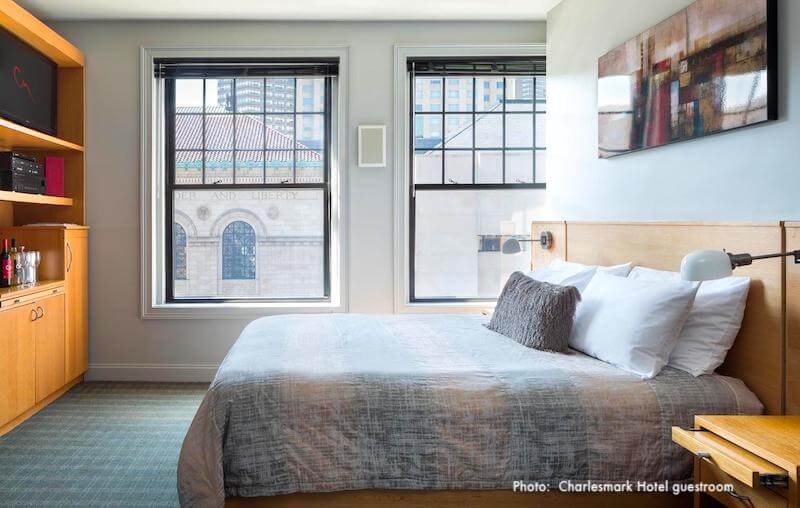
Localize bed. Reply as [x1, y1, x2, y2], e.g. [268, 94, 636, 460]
[178, 313, 761, 506]
[178, 221, 792, 508]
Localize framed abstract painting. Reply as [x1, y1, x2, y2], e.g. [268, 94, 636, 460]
[597, 0, 777, 158]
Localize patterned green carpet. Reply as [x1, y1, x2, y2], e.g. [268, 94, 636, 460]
[0, 382, 208, 507]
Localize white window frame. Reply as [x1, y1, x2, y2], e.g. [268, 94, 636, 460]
[392, 43, 547, 314]
[141, 45, 350, 319]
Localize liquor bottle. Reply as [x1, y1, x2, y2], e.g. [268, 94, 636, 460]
[1, 239, 11, 288]
[9, 239, 18, 287]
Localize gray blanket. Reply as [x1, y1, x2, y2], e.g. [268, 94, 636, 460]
[177, 313, 762, 507]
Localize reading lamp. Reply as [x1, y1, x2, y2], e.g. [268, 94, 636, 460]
[681, 248, 800, 281]
[501, 231, 553, 254]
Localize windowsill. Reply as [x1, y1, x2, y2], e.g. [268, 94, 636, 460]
[398, 300, 496, 314]
[143, 300, 345, 320]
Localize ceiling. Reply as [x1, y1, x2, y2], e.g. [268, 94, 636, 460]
[17, 0, 560, 21]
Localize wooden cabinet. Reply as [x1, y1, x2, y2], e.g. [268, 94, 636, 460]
[0, 226, 89, 383]
[65, 229, 88, 380]
[673, 416, 800, 508]
[0, 302, 36, 427]
[34, 293, 66, 402]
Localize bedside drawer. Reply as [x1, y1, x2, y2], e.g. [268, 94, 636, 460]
[700, 459, 787, 508]
[672, 427, 788, 488]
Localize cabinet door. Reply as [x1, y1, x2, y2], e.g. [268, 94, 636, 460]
[34, 293, 66, 403]
[0, 304, 37, 427]
[65, 231, 88, 380]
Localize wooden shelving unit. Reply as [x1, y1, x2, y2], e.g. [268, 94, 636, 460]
[0, 0, 85, 227]
[0, 0, 89, 437]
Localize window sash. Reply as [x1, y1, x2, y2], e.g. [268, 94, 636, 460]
[410, 75, 546, 188]
[163, 72, 333, 303]
[408, 66, 546, 303]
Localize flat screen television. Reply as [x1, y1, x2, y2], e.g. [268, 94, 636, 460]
[0, 26, 57, 136]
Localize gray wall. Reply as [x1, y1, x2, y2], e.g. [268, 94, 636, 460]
[49, 21, 546, 379]
[545, 0, 799, 221]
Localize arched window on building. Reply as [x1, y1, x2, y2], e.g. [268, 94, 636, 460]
[174, 223, 187, 280]
[222, 221, 256, 280]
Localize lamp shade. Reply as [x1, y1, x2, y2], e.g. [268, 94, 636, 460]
[680, 249, 732, 281]
[502, 238, 522, 254]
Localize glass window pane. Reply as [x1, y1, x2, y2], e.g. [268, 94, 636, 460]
[445, 78, 473, 112]
[175, 150, 203, 184]
[415, 77, 443, 112]
[175, 114, 202, 149]
[506, 113, 534, 148]
[535, 77, 547, 101]
[296, 114, 324, 150]
[204, 151, 233, 184]
[265, 115, 295, 150]
[265, 151, 294, 183]
[445, 114, 472, 149]
[475, 150, 503, 183]
[535, 151, 546, 184]
[505, 150, 533, 183]
[414, 150, 442, 184]
[235, 151, 264, 184]
[205, 79, 233, 113]
[413, 189, 544, 299]
[235, 79, 264, 113]
[296, 78, 325, 112]
[444, 151, 472, 184]
[414, 115, 443, 149]
[172, 188, 325, 299]
[505, 77, 534, 111]
[536, 113, 546, 148]
[474, 113, 502, 148]
[297, 150, 324, 183]
[235, 115, 264, 150]
[265, 78, 295, 113]
[176, 79, 203, 112]
[205, 115, 234, 149]
[475, 77, 504, 111]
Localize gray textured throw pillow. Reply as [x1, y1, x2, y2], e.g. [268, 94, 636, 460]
[487, 271, 581, 352]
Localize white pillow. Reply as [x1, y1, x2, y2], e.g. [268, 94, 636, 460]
[628, 266, 750, 376]
[569, 272, 699, 379]
[527, 259, 632, 293]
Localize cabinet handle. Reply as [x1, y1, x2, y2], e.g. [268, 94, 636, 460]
[727, 490, 753, 507]
[30, 309, 38, 321]
[36, 306, 44, 319]
[66, 242, 73, 273]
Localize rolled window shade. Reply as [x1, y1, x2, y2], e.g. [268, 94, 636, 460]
[407, 57, 545, 76]
[154, 58, 339, 78]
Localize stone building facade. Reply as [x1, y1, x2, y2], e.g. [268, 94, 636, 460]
[172, 188, 324, 299]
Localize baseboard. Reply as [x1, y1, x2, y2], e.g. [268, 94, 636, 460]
[87, 363, 219, 382]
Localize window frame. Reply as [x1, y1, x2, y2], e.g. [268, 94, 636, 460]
[392, 44, 547, 313]
[141, 45, 349, 319]
[163, 72, 333, 304]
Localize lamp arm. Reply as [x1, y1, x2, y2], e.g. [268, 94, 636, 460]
[728, 250, 800, 268]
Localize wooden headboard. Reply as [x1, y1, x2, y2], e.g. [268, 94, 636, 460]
[531, 221, 790, 416]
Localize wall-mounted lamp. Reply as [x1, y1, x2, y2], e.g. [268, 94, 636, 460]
[501, 231, 553, 254]
[681, 248, 800, 281]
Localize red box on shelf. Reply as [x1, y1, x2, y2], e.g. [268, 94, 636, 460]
[45, 156, 64, 196]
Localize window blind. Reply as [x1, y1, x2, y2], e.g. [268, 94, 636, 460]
[407, 57, 545, 76]
[154, 58, 339, 78]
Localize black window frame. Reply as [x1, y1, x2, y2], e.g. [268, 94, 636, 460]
[408, 56, 546, 303]
[161, 59, 335, 303]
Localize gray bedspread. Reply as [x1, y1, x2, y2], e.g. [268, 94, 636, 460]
[177, 313, 762, 507]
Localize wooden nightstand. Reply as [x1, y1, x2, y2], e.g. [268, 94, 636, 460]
[672, 416, 800, 507]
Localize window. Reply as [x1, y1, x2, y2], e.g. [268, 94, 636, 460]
[408, 57, 546, 302]
[174, 223, 187, 280]
[222, 221, 257, 280]
[160, 59, 336, 302]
